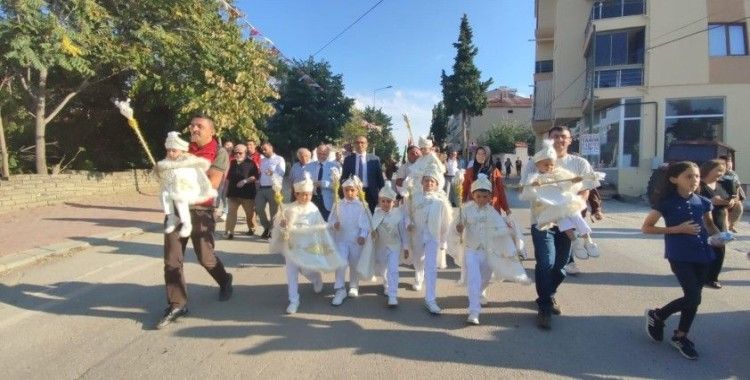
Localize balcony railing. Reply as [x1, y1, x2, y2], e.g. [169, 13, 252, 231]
[585, 66, 643, 97]
[585, 0, 646, 37]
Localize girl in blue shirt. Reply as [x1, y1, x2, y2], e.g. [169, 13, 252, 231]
[641, 161, 719, 360]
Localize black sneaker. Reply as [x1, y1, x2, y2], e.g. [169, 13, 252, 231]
[551, 297, 562, 315]
[245, 229, 255, 236]
[536, 310, 551, 330]
[156, 306, 188, 329]
[260, 230, 271, 240]
[225, 232, 234, 240]
[646, 309, 664, 342]
[219, 273, 233, 301]
[671, 334, 699, 360]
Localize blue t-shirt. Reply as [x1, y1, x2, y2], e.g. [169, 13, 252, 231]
[654, 192, 715, 263]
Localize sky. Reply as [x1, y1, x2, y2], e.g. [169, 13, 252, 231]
[235, 0, 536, 148]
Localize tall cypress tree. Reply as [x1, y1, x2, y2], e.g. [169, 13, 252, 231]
[429, 101, 449, 149]
[441, 14, 493, 155]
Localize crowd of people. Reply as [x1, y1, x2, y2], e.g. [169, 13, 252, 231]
[152, 114, 744, 361]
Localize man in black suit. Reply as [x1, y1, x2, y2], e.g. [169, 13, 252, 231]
[341, 135, 384, 212]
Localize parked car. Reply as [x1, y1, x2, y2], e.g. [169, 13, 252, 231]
[647, 140, 735, 197]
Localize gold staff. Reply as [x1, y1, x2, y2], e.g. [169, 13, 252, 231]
[113, 99, 155, 166]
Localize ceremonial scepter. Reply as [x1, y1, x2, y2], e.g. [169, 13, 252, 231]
[114, 99, 156, 166]
[271, 173, 287, 239]
[453, 169, 465, 243]
[330, 167, 341, 221]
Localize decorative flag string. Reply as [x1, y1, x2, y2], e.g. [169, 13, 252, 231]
[215, 0, 323, 91]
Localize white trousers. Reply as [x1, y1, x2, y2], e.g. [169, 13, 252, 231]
[465, 249, 493, 315]
[414, 235, 439, 302]
[378, 247, 400, 297]
[161, 191, 191, 227]
[334, 241, 362, 290]
[285, 259, 323, 303]
[558, 214, 592, 236]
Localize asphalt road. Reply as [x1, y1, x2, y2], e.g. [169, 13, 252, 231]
[1, 193, 748, 379]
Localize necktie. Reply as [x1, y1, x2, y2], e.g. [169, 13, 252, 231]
[317, 163, 323, 195]
[357, 156, 364, 181]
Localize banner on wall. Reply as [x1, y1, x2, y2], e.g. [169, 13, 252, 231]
[580, 133, 601, 155]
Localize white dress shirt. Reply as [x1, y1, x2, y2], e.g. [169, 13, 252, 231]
[259, 153, 286, 186]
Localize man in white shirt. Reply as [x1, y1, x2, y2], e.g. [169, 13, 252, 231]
[521, 126, 596, 330]
[255, 142, 286, 239]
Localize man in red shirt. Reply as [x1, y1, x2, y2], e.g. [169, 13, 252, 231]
[246, 138, 261, 168]
[158, 114, 234, 329]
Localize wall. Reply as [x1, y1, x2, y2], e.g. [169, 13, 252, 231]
[0, 170, 159, 213]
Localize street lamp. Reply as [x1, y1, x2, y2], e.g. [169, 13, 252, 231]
[372, 85, 393, 108]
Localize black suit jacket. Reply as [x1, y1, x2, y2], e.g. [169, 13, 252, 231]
[341, 153, 384, 210]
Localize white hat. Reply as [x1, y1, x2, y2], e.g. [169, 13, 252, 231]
[533, 139, 557, 163]
[470, 173, 492, 193]
[342, 175, 362, 189]
[378, 183, 397, 200]
[418, 135, 433, 149]
[422, 162, 443, 181]
[293, 172, 314, 193]
[165, 131, 189, 151]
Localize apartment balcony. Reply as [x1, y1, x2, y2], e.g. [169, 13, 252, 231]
[533, 77, 553, 121]
[585, 0, 647, 41]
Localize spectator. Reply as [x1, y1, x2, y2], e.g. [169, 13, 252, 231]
[224, 144, 259, 239]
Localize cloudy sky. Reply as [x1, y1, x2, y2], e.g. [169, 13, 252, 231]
[236, 0, 535, 147]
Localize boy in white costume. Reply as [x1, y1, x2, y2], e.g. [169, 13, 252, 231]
[328, 175, 372, 306]
[358, 184, 409, 307]
[520, 140, 600, 259]
[155, 131, 217, 238]
[405, 162, 453, 314]
[270, 173, 344, 314]
[456, 174, 531, 325]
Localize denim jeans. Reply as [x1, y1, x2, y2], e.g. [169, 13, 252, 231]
[531, 224, 572, 313]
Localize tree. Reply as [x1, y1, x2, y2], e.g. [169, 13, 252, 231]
[121, 0, 278, 138]
[441, 14, 493, 156]
[362, 106, 398, 160]
[340, 107, 367, 147]
[429, 101, 449, 149]
[1, 0, 125, 173]
[480, 119, 535, 156]
[265, 57, 353, 158]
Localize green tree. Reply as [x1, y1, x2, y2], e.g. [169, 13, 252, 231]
[1, 0, 125, 173]
[429, 101, 449, 148]
[340, 107, 367, 147]
[480, 119, 535, 156]
[266, 57, 353, 158]
[121, 0, 278, 138]
[362, 106, 398, 160]
[441, 14, 493, 155]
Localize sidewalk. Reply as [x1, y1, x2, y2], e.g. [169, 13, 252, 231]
[0, 192, 163, 271]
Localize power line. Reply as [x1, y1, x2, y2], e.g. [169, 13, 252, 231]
[311, 0, 385, 57]
[647, 16, 750, 51]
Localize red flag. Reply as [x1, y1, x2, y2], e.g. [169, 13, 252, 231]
[250, 28, 260, 36]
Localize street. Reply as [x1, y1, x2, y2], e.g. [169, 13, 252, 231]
[1, 193, 748, 379]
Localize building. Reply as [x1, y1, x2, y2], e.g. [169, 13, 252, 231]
[445, 87, 533, 152]
[533, 0, 750, 197]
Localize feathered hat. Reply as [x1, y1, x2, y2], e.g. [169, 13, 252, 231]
[164, 131, 189, 151]
[293, 171, 314, 193]
[533, 139, 557, 163]
[418, 135, 433, 149]
[378, 182, 398, 200]
[342, 175, 363, 189]
[470, 173, 492, 193]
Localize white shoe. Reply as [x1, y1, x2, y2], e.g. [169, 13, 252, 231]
[387, 296, 398, 307]
[165, 215, 178, 234]
[571, 238, 589, 260]
[216, 213, 226, 222]
[179, 223, 192, 238]
[584, 241, 600, 258]
[331, 289, 347, 306]
[412, 282, 423, 292]
[480, 290, 489, 306]
[564, 262, 581, 275]
[348, 287, 359, 298]
[424, 300, 442, 314]
[313, 277, 323, 294]
[467, 313, 480, 325]
[286, 301, 299, 314]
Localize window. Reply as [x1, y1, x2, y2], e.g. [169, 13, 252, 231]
[709, 24, 748, 56]
[665, 97, 724, 150]
[594, 29, 645, 66]
[535, 60, 553, 73]
[592, 0, 646, 20]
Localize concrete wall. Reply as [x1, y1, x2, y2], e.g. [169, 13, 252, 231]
[470, 106, 533, 142]
[551, 0, 590, 119]
[0, 170, 159, 213]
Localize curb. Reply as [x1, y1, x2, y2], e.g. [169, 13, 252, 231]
[0, 225, 160, 274]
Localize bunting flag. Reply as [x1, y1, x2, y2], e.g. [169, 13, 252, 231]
[214, 0, 324, 91]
